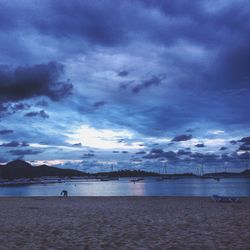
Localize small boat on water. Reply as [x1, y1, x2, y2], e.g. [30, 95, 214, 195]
[156, 176, 179, 181]
[130, 178, 144, 183]
[200, 176, 221, 181]
[213, 177, 221, 182]
[100, 177, 119, 181]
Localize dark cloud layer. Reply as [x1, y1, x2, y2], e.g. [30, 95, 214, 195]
[93, 101, 106, 108]
[0, 1, 249, 133]
[0, 62, 72, 104]
[118, 71, 129, 77]
[81, 153, 95, 159]
[0, 141, 29, 147]
[132, 76, 163, 94]
[239, 137, 250, 145]
[8, 149, 42, 156]
[172, 134, 192, 142]
[0, 129, 13, 135]
[25, 110, 49, 119]
[143, 149, 177, 160]
[238, 145, 250, 151]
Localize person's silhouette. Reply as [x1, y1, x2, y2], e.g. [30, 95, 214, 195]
[61, 190, 68, 197]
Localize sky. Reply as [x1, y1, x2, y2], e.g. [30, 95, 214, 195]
[0, 0, 250, 173]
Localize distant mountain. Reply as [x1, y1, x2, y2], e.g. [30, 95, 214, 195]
[241, 169, 250, 177]
[0, 160, 88, 180]
[6, 159, 31, 168]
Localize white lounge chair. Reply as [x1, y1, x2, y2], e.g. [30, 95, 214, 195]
[212, 195, 240, 203]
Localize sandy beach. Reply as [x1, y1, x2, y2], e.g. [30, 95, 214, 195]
[0, 197, 249, 250]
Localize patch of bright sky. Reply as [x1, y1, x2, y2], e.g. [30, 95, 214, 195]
[208, 130, 225, 135]
[33, 159, 82, 166]
[67, 125, 142, 150]
[29, 143, 83, 151]
[180, 138, 227, 148]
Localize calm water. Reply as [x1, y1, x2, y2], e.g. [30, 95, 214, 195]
[0, 177, 250, 196]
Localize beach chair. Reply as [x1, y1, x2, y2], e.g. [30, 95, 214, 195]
[212, 195, 240, 203]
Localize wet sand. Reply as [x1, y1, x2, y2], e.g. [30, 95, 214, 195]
[0, 197, 249, 249]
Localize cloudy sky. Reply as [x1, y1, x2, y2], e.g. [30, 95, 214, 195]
[0, 0, 250, 173]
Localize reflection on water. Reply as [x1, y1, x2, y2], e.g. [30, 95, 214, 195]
[0, 177, 250, 196]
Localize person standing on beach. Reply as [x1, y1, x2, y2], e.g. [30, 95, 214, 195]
[61, 190, 68, 197]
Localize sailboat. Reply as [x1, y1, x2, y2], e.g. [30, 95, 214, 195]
[156, 162, 179, 180]
[100, 164, 119, 181]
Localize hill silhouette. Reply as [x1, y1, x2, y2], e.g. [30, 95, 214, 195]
[0, 160, 250, 180]
[0, 160, 88, 179]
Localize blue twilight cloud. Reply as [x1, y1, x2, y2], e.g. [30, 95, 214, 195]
[0, 129, 13, 135]
[0, 62, 72, 104]
[172, 135, 193, 142]
[25, 110, 50, 119]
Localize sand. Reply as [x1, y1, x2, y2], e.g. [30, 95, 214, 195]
[0, 197, 249, 250]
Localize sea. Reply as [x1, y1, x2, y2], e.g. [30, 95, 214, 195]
[0, 177, 250, 196]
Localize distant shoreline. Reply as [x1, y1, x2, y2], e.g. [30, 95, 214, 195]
[0, 160, 250, 184]
[1, 175, 250, 187]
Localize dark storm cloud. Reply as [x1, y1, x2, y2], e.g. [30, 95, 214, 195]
[0, 129, 13, 135]
[189, 152, 219, 162]
[13, 0, 247, 56]
[117, 71, 129, 77]
[0, 62, 72, 104]
[195, 143, 205, 148]
[25, 110, 49, 119]
[36, 100, 49, 107]
[131, 158, 143, 162]
[177, 149, 191, 155]
[239, 137, 250, 145]
[238, 145, 250, 151]
[0, 141, 29, 147]
[238, 152, 250, 160]
[72, 143, 82, 147]
[132, 76, 163, 94]
[221, 153, 235, 161]
[8, 149, 42, 156]
[220, 147, 227, 151]
[21, 142, 30, 147]
[135, 151, 147, 154]
[0, 1, 249, 133]
[0, 0, 130, 48]
[110, 104, 197, 137]
[0, 141, 19, 147]
[98, 1, 250, 133]
[172, 134, 192, 142]
[10, 103, 30, 113]
[81, 153, 95, 159]
[143, 148, 177, 160]
[230, 140, 237, 145]
[119, 81, 133, 90]
[0, 102, 30, 117]
[93, 101, 106, 108]
[152, 149, 165, 154]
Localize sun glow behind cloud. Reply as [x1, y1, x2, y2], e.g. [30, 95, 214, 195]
[67, 125, 141, 150]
